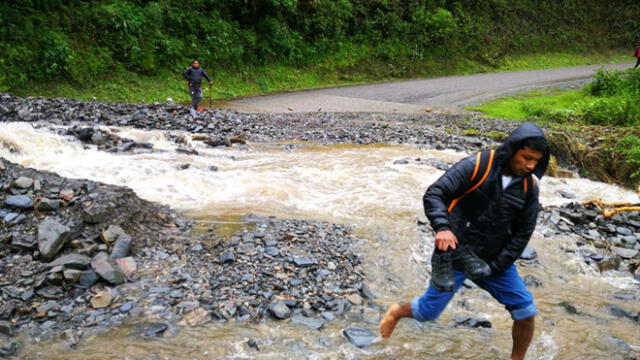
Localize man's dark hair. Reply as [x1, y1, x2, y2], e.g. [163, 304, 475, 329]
[517, 137, 549, 154]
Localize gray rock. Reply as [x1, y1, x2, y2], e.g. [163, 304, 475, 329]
[611, 246, 638, 259]
[119, 301, 135, 313]
[10, 233, 36, 249]
[5, 195, 33, 209]
[37, 218, 71, 261]
[63, 269, 83, 283]
[37, 198, 62, 211]
[0, 341, 20, 357]
[621, 235, 637, 247]
[91, 252, 125, 285]
[219, 250, 235, 264]
[45, 253, 91, 269]
[101, 225, 126, 243]
[111, 234, 132, 259]
[268, 300, 291, 319]
[14, 177, 34, 189]
[605, 303, 636, 320]
[293, 257, 317, 267]
[265, 247, 280, 257]
[82, 202, 115, 224]
[0, 320, 15, 337]
[78, 270, 99, 288]
[291, 315, 325, 330]
[4, 213, 18, 222]
[131, 323, 168, 338]
[451, 315, 492, 328]
[598, 333, 631, 353]
[342, 327, 376, 348]
[523, 275, 542, 287]
[616, 227, 633, 236]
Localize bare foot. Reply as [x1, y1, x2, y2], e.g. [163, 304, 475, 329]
[379, 303, 402, 339]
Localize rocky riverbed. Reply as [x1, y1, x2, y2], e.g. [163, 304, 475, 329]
[1, 95, 639, 358]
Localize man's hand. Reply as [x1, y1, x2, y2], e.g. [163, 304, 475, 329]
[435, 230, 458, 251]
[188, 82, 192, 87]
[208, 81, 213, 85]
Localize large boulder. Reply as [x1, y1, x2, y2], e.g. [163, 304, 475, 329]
[91, 252, 124, 285]
[37, 218, 71, 261]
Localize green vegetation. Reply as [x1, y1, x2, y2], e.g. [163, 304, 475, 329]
[1, 1, 639, 101]
[469, 68, 640, 189]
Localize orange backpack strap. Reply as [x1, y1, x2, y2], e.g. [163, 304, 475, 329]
[448, 149, 495, 212]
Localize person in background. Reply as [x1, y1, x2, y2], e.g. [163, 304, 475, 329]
[634, 41, 640, 68]
[183, 60, 212, 115]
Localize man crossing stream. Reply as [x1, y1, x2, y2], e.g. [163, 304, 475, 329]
[380, 122, 550, 360]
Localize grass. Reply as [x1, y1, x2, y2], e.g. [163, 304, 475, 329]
[11, 48, 634, 104]
[467, 88, 594, 120]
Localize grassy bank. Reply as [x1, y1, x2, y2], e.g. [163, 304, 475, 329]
[468, 68, 640, 190]
[12, 50, 631, 104]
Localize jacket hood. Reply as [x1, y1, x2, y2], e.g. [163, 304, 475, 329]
[495, 122, 550, 179]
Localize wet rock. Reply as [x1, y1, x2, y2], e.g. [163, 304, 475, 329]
[4, 195, 33, 209]
[605, 303, 636, 321]
[342, 327, 376, 348]
[268, 300, 291, 320]
[519, 246, 537, 260]
[247, 339, 260, 351]
[360, 283, 377, 300]
[131, 323, 168, 338]
[523, 274, 542, 287]
[62, 329, 80, 348]
[558, 301, 580, 315]
[0, 321, 15, 337]
[556, 190, 576, 199]
[37, 218, 71, 261]
[91, 252, 125, 285]
[45, 253, 91, 269]
[180, 308, 211, 327]
[451, 315, 492, 328]
[598, 334, 631, 353]
[291, 315, 325, 330]
[596, 256, 621, 272]
[0, 341, 20, 358]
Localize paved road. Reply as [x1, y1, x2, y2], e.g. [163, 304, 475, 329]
[225, 63, 633, 113]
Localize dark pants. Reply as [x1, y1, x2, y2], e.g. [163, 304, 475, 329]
[189, 84, 203, 109]
[635, 57, 640, 68]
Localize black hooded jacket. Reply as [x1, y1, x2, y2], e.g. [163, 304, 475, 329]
[183, 66, 211, 86]
[424, 122, 550, 274]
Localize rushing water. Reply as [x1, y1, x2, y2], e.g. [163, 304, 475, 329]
[1, 122, 639, 360]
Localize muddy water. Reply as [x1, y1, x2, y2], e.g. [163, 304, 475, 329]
[1, 122, 639, 359]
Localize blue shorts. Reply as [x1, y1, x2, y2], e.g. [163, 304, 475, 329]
[411, 264, 537, 322]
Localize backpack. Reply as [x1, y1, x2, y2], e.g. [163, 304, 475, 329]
[447, 149, 537, 213]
